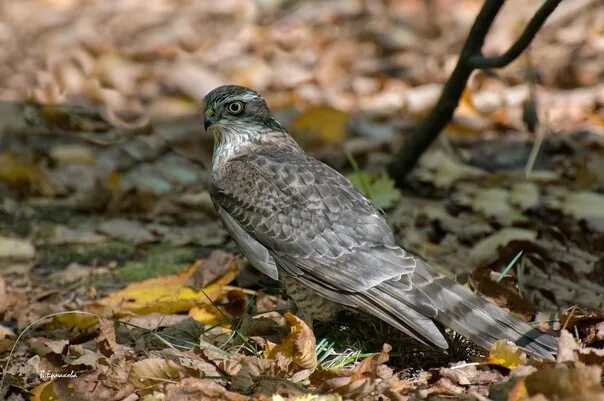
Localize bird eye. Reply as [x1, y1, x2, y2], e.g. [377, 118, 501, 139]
[226, 101, 243, 115]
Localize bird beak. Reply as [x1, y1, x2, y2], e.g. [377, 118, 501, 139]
[204, 106, 215, 131]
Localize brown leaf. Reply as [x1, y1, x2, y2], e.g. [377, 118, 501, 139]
[0, 152, 54, 196]
[264, 313, 317, 373]
[160, 348, 223, 379]
[186, 250, 242, 290]
[30, 339, 69, 356]
[53, 371, 135, 401]
[525, 365, 603, 400]
[556, 329, 604, 366]
[312, 343, 392, 397]
[165, 378, 248, 401]
[469, 266, 536, 320]
[557, 330, 580, 363]
[97, 319, 119, 358]
[129, 358, 186, 388]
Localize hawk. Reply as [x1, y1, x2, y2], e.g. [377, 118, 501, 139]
[204, 85, 557, 358]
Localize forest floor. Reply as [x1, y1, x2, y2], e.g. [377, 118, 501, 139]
[0, 0, 603, 400]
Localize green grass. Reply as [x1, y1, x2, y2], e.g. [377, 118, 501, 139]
[316, 338, 372, 369]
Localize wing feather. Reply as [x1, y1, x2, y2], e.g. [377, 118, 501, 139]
[210, 148, 417, 293]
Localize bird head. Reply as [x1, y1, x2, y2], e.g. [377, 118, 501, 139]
[202, 85, 283, 138]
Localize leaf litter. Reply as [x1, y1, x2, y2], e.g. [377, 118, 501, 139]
[0, 0, 603, 400]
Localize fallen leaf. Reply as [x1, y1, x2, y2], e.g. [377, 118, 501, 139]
[525, 365, 603, 400]
[129, 358, 186, 388]
[556, 330, 580, 363]
[312, 344, 392, 397]
[164, 377, 248, 401]
[98, 218, 155, 245]
[458, 188, 526, 225]
[264, 313, 317, 374]
[469, 228, 537, 265]
[97, 319, 119, 358]
[186, 250, 242, 290]
[88, 257, 239, 317]
[289, 106, 349, 147]
[188, 304, 230, 326]
[49, 144, 95, 165]
[486, 340, 527, 369]
[30, 381, 57, 401]
[509, 182, 540, 211]
[53, 370, 135, 400]
[0, 152, 54, 196]
[506, 379, 529, 401]
[0, 236, 35, 261]
[559, 191, 604, 231]
[415, 149, 485, 188]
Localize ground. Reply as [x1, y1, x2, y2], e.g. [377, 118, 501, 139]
[0, 0, 603, 400]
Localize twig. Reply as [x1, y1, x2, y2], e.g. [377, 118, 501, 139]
[388, 0, 563, 187]
[468, 0, 564, 69]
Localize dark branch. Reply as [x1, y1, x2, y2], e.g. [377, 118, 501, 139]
[387, 0, 563, 187]
[468, 0, 563, 69]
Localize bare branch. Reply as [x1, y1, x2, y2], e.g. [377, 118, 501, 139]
[468, 0, 563, 69]
[387, 0, 563, 187]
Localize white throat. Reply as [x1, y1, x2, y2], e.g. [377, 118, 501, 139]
[211, 125, 256, 171]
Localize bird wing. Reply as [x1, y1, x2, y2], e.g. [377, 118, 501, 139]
[218, 208, 279, 280]
[210, 147, 421, 293]
[210, 147, 449, 347]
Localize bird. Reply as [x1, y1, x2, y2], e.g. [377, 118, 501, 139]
[203, 84, 557, 359]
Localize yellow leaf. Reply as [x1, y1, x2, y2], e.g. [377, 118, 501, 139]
[189, 303, 229, 326]
[264, 312, 317, 372]
[487, 340, 527, 369]
[30, 380, 57, 401]
[289, 106, 348, 147]
[88, 259, 239, 317]
[0, 152, 54, 196]
[51, 312, 99, 330]
[507, 379, 529, 401]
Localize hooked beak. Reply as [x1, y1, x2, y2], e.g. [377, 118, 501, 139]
[204, 105, 216, 131]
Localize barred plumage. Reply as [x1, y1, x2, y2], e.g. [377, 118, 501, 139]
[204, 85, 557, 359]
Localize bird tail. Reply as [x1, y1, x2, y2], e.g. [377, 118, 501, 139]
[410, 260, 558, 359]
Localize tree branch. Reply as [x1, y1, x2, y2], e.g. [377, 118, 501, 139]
[387, 0, 563, 187]
[468, 0, 563, 68]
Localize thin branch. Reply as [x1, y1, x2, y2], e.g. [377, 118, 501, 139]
[387, 0, 563, 187]
[468, 0, 563, 68]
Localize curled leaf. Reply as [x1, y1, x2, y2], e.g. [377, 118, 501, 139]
[264, 312, 317, 373]
[487, 340, 527, 369]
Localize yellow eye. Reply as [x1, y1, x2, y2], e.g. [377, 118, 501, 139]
[227, 101, 243, 115]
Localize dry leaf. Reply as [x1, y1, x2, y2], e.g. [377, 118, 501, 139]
[88, 257, 239, 317]
[165, 377, 248, 401]
[0, 152, 54, 196]
[469, 228, 537, 265]
[525, 365, 603, 400]
[186, 250, 241, 290]
[129, 358, 186, 388]
[264, 313, 317, 373]
[30, 381, 57, 401]
[487, 340, 527, 369]
[289, 106, 349, 147]
[0, 236, 36, 261]
[415, 149, 485, 188]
